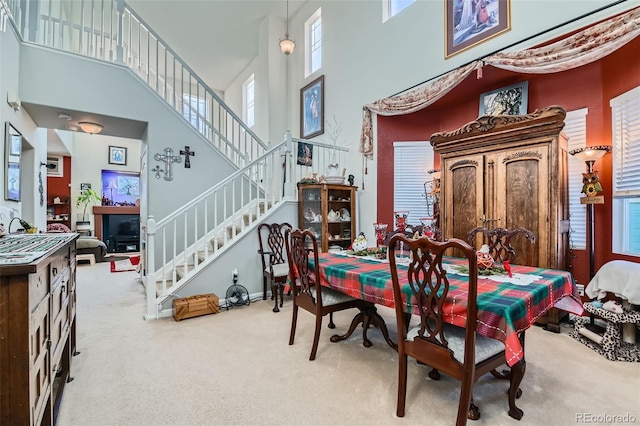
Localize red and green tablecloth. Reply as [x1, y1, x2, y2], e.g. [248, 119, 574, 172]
[310, 252, 583, 366]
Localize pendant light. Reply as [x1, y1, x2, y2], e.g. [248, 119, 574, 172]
[279, 0, 295, 55]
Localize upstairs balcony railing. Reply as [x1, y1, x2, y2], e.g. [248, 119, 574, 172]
[5, 0, 267, 167]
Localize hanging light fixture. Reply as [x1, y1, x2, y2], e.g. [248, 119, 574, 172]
[279, 0, 295, 55]
[78, 121, 104, 135]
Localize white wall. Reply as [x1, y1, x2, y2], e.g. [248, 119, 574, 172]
[0, 25, 49, 230]
[224, 0, 639, 242]
[17, 44, 237, 224]
[71, 133, 141, 231]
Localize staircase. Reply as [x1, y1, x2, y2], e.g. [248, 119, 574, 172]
[4, 0, 348, 319]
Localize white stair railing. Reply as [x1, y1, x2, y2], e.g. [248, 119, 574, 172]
[8, 0, 267, 167]
[145, 132, 349, 318]
[145, 140, 289, 317]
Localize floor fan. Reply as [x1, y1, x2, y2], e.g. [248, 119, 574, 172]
[225, 270, 250, 310]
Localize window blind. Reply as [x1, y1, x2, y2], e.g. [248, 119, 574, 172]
[393, 142, 434, 226]
[611, 85, 640, 255]
[611, 86, 640, 197]
[565, 108, 588, 250]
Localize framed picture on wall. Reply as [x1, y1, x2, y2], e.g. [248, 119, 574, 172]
[5, 122, 22, 201]
[109, 146, 127, 165]
[445, 0, 511, 58]
[297, 142, 314, 166]
[6, 162, 21, 201]
[300, 75, 324, 139]
[479, 81, 528, 116]
[47, 155, 64, 177]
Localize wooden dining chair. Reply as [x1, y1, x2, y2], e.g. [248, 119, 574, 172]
[388, 234, 523, 425]
[467, 227, 536, 266]
[257, 222, 292, 312]
[286, 228, 371, 361]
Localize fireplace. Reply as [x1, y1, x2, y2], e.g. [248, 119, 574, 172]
[93, 206, 141, 253]
[103, 214, 140, 253]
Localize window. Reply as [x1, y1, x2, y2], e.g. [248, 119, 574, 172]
[305, 8, 322, 77]
[243, 74, 255, 128]
[611, 86, 640, 256]
[182, 94, 209, 134]
[393, 142, 434, 226]
[383, 0, 415, 22]
[565, 108, 588, 250]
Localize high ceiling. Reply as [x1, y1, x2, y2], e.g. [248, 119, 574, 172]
[25, 0, 306, 152]
[127, 0, 306, 91]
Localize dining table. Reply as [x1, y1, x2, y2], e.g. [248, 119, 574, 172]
[309, 251, 584, 367]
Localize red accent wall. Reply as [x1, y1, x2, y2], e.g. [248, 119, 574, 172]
[47, 156, 71, 202]
[376, 36, 640, 284]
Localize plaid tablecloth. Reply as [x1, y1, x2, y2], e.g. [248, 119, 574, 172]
[311, 252, 583, 366]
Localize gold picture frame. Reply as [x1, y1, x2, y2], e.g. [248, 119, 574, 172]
[445, 0, 511, 58]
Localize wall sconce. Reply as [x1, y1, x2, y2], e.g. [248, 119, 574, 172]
[279, 0, 295, 55]
[569, 145, 611, 280]
[78, 121, 103, 135]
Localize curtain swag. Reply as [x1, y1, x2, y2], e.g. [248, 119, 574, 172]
[359, 6, 640, 161]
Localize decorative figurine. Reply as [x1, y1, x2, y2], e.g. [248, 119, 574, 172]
[352, 232, 368, 252]
[581, 171, 603, 197]
[476, 244, 494, 269]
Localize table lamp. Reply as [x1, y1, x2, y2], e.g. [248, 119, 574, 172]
[107, 179, 118, 205]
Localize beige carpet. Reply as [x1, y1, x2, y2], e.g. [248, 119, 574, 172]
[57, 262, 640, 426]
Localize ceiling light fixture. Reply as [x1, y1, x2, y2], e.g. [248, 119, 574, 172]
[279, 0, 295, 55]
[78, 121, 103, 135]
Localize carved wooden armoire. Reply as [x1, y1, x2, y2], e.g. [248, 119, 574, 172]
[431, 105, 570, 271]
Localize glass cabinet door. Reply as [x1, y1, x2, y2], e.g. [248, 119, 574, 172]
[300, 186, 323, 244]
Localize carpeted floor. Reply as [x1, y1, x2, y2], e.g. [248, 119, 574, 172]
[57, 261, 640, 426]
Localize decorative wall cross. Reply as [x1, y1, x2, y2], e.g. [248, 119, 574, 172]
[151, 165, 164, 180]
[153, 148, 182, 181]
[180, 146, 195, 168]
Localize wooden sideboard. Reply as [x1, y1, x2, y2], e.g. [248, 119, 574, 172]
[0, 233, 79, 425]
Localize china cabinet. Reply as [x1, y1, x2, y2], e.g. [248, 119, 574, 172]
[298, 183, 357, 252]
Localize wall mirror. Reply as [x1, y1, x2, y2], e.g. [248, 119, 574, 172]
[4, 122, 22, 201]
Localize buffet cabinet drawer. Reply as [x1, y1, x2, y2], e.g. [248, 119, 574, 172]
[50, 275, 70, 364]
[30, 295, 51, 426]
[28, 268, 49, 313]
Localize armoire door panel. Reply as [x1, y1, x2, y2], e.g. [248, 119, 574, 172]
[444, 156, 484, 242]
[494, 146, 549, 267]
